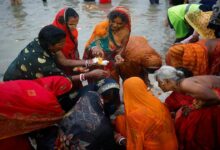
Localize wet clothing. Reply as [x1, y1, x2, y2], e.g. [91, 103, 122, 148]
[167, 4, 200, 41]
[3, 38, 65, 81]
[116, 77, 178, 150]
[0, 76, 72, 140]
[175, 89, 220, 150]
[166, 39, 220, 75]
[56, 78, 120, 150]
[117, 36, 162, 80]
[52, 8, 80, 75]
[165, 92, 194, 112]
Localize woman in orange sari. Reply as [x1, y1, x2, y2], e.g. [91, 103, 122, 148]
[116, 77, 178, 150]
[166, 38, 220, 76]
[83, 6, 131, 81]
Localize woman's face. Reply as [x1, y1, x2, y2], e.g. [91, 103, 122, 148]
[109, 17, 126, 32]
[67, 17, 79, 31]
[49, 38, 66, 54]
[156, 78, 173, 92]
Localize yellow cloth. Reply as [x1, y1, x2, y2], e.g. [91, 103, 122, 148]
[166, 42, 208, 75]
[123, 77, 178, 150]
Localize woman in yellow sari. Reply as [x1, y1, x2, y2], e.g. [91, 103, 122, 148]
[118, 77, 178, 150]
[83, 6, 131, 81]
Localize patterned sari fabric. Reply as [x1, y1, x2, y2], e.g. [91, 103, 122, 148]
[175, 89, 220, 150]
[117, 36, 162, 80]
[122, 77, 178, 150]
[3, 38, 65, 81]
[166, 39, 220, 76]
[83, 6, 131, 81]
[0, 76, 72, 140]
[166, 42, 208, 75]
[55, 91, 116, 150]
[52, 8, 80, 74]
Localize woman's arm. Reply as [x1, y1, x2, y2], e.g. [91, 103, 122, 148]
[181, 79, 220, 103]
[55, 51, 93, 67]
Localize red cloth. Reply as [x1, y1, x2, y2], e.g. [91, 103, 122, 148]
[0, 135, 33, 150]
[52, 8, 79, 74]
[0, 76, 72, 140]
[165, 92, 194, 112]
[175, 89, 220, 150]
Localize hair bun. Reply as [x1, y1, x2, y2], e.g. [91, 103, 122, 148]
[176, 70, 184, 77]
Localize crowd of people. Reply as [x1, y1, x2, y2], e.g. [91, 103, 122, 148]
[1, 0, 220, 150]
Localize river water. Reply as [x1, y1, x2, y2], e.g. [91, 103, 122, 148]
[0, 0, 178, 100]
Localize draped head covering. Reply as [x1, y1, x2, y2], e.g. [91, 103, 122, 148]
[96, 78, 120, 94]
[0, 76, 72, 140]
[52, 8, 79, 60]
[123, 77, 178, 150]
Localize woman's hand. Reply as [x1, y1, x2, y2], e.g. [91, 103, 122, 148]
[85, 69, 110, 79]
[90, 46, 104, 58]
[115, 54, 124, 64]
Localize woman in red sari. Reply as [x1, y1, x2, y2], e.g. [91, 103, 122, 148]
[155, 65, 220, 150]
[0, 75, 75, 149]
[52, 8, 81, 75]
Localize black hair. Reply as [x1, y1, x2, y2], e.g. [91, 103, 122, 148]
[38, 25, 66, 50]
[199, 4, 213, 12]
[176, 67, 193, 78]
[101, 88, 120, 116]
[169, 0, 185, 5]
[107, 11, 129, 24]
[65, 8, 79, 57]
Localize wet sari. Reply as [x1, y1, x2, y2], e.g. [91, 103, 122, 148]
[52, 8, 80, 74]
[166, 41, 208, 75]
[120, 77, 178, 150]
[55, 78, 119, 150]
[166, 39, 220, 76]
[0, 76, 72, 140]
[175, 89, 220, 150]
[83, 6, 131, 81]
[117, 36, 162, 80]
[56, 92, 116, 150]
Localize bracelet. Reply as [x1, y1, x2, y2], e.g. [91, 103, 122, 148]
[79, 73, 86, 81]
[85, 60, 89, 67]
[85, 59, 92, 67]
[118, 137, 126, 145]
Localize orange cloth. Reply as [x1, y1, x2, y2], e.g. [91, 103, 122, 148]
[123, 77, 178, 150]
[166, 42, 208, 75]
[83, 6, 131, 82]
[118, 36, 162, 80]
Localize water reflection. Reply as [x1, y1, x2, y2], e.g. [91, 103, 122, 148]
[0, 0, 174, 83]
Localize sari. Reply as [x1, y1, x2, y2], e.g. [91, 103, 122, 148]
[166, 39, 220, 76]
[55, 78, 119, 150]
[52, 8, 80, 74]
[0, 76, 72, 140]
[175, 89, 220, 150]
[122, 77, 178, 150]
[117, 36, 162, 80]
[3, 38, 65, 81]
[83, 6, 131, 81]
[166, 41, 208, 75]
[165, 92, 194, 112]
